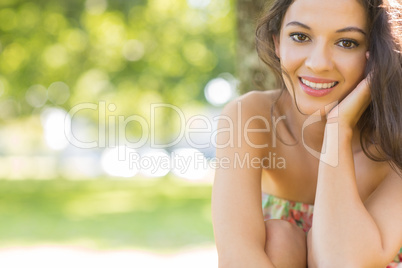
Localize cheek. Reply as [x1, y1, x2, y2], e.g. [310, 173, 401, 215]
[279, 40, 306, 73]
[279, 45, 307, 97]
[337, 53, 367, 86]
[280, 49, 305, 73]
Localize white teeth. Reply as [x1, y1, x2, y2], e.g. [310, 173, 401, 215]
[301, 78, 337, 90]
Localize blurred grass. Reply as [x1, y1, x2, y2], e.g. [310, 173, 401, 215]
[0, 177, 214, 252]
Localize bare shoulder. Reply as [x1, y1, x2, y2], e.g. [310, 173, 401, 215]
[221, 89, 282, 119]
[216, 90, 282, 156]
[238, 89, 282, 106]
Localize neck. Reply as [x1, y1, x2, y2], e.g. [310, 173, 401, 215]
[276, 91, 362, 153]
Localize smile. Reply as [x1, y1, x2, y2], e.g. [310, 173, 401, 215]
[300, 78, 338, 90]
[298, 77, 339, 97]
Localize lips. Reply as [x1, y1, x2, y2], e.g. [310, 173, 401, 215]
[300, 78, 337, 90]
[298, 76, 339, 97]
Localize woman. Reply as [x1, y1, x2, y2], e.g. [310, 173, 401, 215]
[212, 0, 402, 267]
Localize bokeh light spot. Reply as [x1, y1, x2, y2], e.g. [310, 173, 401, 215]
[1, 43, 27, 72]
[75, 69, 112, 98]
[122, 39, 145, 61]
[18, 3, 40, 30]
[85, 0, 107, 15]
[65, 29, 88, 52]
[101, 146, 139, 178]
[183, 41, 208, 66]
[44, 13, 67, 34]
[47, 81, 70, 105]
[108, 103, 116, 112]
[40, 108, 70, 150]
[43, 44, 68, 68]
[204, 78, 233, 106]
[187, 0, 211, 9]
[26, 85, 48, 108]
[139, 150, 170, 178]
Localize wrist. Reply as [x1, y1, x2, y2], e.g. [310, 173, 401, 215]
[319, 124, 353, 168]
[325, 121, 354, 142]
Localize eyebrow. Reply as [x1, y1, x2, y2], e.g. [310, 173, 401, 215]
[285, 21, 367, 36]
[336, 27, 366, 36]
[286, 21, 311, 30]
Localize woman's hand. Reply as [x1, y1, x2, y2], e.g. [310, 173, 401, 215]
[326, 75, 372, 130]
[327, 51, 372, 130]
[318, 72, 372, 166]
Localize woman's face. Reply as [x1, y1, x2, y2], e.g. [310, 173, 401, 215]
[275, 0, 368, 115]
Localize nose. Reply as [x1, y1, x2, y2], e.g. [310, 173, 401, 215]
[305, 42, 334, 73]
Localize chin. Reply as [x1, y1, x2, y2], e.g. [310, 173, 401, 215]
[292, 94, 338, 117]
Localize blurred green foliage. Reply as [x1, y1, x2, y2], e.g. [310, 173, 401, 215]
[0, 0, 226, 250]
[0, 0, 235, 124]
[0, 177, 213, 250]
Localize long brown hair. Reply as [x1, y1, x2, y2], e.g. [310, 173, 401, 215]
[255, 0, 402, 172]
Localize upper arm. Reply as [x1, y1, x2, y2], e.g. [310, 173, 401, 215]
[364, 168, 402, 263]
[211, 92, 273, 263]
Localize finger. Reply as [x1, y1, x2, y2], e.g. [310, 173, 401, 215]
[346, 77, 371, 110]
[343, 78, 372, 123]
[328, 77, 372, 125]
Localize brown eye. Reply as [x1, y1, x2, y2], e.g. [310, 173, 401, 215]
[342, 41, 352, 47]
[296, 34, 306, 41]
[337, 39, 359, 49]
[290, 33, 310, 43]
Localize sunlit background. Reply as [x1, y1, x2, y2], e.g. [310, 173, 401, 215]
[0, 0, 238, 266]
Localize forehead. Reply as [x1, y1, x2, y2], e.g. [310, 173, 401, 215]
[283, 0, 368, 31]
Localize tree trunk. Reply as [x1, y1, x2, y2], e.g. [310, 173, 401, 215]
[235, 0, 275, 94]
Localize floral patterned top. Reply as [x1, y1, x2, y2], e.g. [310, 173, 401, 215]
[262, 192, 402, 267]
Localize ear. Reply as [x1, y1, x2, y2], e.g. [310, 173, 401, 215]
[272, 34, 280, 58]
